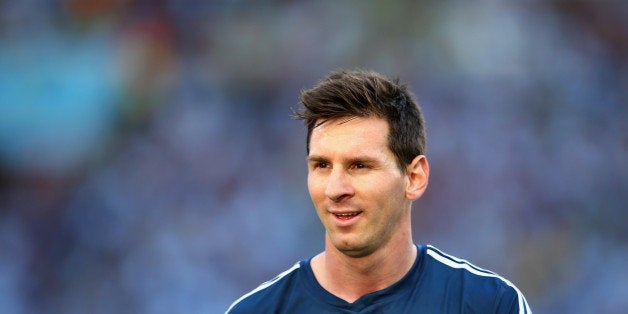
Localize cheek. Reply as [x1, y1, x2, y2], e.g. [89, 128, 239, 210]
[370, 178, 407, 206]
[307, 175, 315, 193]
[307, 175, 324, 201]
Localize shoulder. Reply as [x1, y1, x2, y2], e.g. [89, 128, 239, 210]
[225, 262, 302, 314]
[420, 245, 532, 313]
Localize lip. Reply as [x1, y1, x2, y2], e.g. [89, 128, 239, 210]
[330, 211, 362, 226]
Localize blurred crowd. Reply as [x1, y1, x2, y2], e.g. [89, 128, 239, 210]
[0, 1, 626, 313]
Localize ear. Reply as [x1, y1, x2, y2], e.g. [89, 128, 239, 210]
[405, 155, 429, 201]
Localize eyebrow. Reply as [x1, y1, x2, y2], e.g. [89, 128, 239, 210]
[347, 156, 380, 165]
[307, 155, 380, 165]
[307, 155, 327, 163]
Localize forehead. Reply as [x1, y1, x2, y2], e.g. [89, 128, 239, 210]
[309, 116, 390, 156]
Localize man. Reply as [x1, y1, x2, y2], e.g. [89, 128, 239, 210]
[226, 69, 531, 313]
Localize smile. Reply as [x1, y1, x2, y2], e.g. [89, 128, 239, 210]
[333, 211, 362, 220]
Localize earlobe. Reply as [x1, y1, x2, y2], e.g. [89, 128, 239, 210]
[406, 155, 429, 200]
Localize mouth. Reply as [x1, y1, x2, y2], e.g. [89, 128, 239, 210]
[332, 211, 362, 221]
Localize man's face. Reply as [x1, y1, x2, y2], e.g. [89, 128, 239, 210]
[307, 116, 413, 258]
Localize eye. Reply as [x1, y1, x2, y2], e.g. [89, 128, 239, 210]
[351, 163, 368, 170]
[307, 157, 331, 171]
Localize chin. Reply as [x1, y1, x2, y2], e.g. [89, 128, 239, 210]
[333, 241, 375, 258]
[341, 249, 372, 258]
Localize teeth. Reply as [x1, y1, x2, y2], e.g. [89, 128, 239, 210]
[336, 212, 358, 216]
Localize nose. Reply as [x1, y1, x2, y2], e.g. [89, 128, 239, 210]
[325, 168, 354, 202]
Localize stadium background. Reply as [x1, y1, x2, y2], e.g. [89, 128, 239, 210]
[0, 1, 626, 313]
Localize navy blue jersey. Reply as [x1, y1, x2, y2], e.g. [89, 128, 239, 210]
[226, 245, 531, 313]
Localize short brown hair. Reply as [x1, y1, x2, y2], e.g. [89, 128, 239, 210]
[296, 69, 426, 171]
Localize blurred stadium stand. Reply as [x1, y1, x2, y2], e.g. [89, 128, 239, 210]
[0, 1, 626, 313]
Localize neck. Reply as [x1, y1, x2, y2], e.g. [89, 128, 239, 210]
[311, 231, 417, 303]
